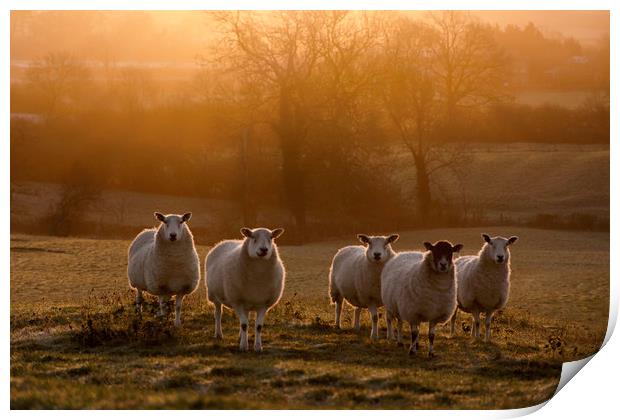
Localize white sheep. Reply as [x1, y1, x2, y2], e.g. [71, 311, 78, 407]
[205, 227, 285, 352]
[381, 240, 463, 357]
[127, 212, 200, 327]
[450, 233, 518, 341]
[328, 234, 399, 339]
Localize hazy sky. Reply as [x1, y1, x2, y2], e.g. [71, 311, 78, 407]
[10, 10, 610, 63]
[473, 10, 609, 45]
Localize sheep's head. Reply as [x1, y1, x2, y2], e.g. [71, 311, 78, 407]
[482, 234, 518, 264]
[155, 212, 191, 242]
[424, 240, 463, 273]
[358, 234, 399, 263]
[241, 227, 284, 259]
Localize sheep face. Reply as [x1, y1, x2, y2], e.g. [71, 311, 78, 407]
[241, 227, 285, 259]
[154, 212, 192, 242]
[482, 234, 518, 264]
[423, 240, 463, 273]
[358, 234, 399, 263]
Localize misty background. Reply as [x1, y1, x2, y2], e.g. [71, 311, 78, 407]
[10, 11, 610, 243]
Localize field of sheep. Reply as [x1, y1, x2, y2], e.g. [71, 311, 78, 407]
[10, 226, 608, 409]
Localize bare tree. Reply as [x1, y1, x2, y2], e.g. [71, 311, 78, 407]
[26, 52, 90, 117]
[209, 11, 323, 241]
[429, 11, 508, 128]
[302, 12, 388, 218]
[381, 18, 447, 218]
[315, 11, 381, 125]
[380, 13, 506, 219]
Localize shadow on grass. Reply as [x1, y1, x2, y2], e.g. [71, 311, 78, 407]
[10, 295, 566, 410]
[12, 313, 562, 388]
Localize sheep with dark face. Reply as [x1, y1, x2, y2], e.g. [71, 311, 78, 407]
[381, 240, 463, 357]
[205, 227, 285, 352]
[328, 234, 399, 339]
[127, 212, 200, 327]
[451, 234, 518, 341]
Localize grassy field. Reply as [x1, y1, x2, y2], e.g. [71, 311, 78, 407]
[10, 227, 609, 409]
[393, 143, 609, 222]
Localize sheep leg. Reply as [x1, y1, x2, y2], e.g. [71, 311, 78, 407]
[472, 311, 481, 339]
[368, 305, 379, 340]
[174, 295, 183, 327]
[135, 289, 143, 313]
[449, 308, 458, 337]
[428, 322, 437, 357]
[408, 323, 419, 356]
[353, 307, 361, 331]
[334, 298, 343, 329]
[234, 307, 249, 351]
[214, 302, 223, 339]
[254, 307, 267, 352]
[484, 311, 495, 342]
[397, 319, 404, 346]
[386, 312, 394, 340]
[158, 296, 169, 317]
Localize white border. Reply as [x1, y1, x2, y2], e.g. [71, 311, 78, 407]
[1, 0, 618, 10]
[3, 1, 616, 419]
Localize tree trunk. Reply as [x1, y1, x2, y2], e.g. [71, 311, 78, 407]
[278, 87, 306, 242]
[239, 126, 256, 227]
[414, 153, 431, 220]
[444, 95, 458, 141]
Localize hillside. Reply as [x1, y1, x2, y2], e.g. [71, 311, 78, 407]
[11, 143, 610, 240]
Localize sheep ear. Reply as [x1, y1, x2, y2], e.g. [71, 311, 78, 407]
[271, 228, 284, 239]
[453, 244, 464, 253]
[154, 212, 166, 222]
[387, 234, 399, 244]
[423, 242, 433, 251]
[482, 233, 491, 243]
[181, 212, 192, 223]
[507, 236, 519, 245]
[357, 234, 370, 245]
[240, 228, 254, 238]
